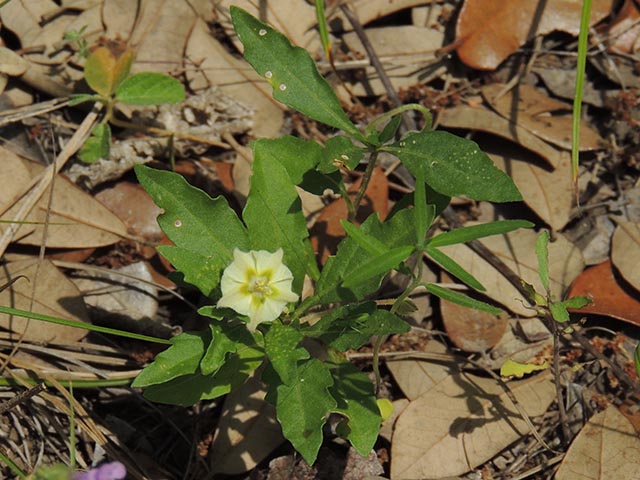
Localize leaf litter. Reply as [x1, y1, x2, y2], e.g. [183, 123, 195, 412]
[0, 0, 639, 479]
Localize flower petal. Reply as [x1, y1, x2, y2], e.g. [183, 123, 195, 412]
[253, 248, 284, 274]
[218, 289, 253, 316]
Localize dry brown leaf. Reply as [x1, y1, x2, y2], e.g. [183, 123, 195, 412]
[0, 46, 28, 76]
[186, 18, 283, 137]
[386, 340, 456, 401]
[441, 273, 509, 352]
[489, 150, 573, 231]
[567, 260, 640, 326]
[555, 406, 640, 479]
[210, 376, 284, 475]
[611, 221, 640, 292]
[607, 0, 640, 54]
[482, 84, 604, 151]
[455, 0, 614, 70]
[437, 105, 562, 168]
[217, 0, 319, 51]
[391, 371, 555, 479]
[440, 228, 584, 317]
[0, 259, 89, 343]
[0, 156, 127, 248]
[341, 25, 444, 96]
[350, 0, 438, 24]
[104, 0, 196, 75]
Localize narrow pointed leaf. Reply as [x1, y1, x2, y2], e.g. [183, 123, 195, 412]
[426, 245, 485, 291]
[536, 230, 551, 292]
[340, 220, 387, 255]
[425, 283, 502, 315]
[342, 246, 413, 288]
[429, 220, 534, 247]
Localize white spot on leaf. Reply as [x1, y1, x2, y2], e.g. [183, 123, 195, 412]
[259, 29, 267, 36]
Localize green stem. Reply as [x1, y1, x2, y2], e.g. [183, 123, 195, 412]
[0, 449, 26, 479]
[0, 376, 133, 388]
[365, 103, 432, 137]
[572, 0, 591, 201]
[0, 305, 172, 345]
[349, 150, 379, 222]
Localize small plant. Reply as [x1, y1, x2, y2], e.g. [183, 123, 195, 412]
[63, 26, 90, 59]
[70, 42, 185, 163]
[128, 7, 536, 464]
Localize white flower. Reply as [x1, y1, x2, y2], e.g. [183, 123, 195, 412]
[217, 248, 299, 331]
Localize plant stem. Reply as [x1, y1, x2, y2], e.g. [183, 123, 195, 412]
[349, 150, 379, 222]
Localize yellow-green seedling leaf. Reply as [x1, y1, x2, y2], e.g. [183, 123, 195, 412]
[319, 136, 366, 173]
[329, 361, 381, 455]
[426, 245, 485, 291]
[536, 230, 551, 292]
[265, 320, 309, 385]
[231, 7, 362, 140]
[635, 342, 640, 378]
[550, 296, 591, 323]
[243, 154, 313, 292]
[429, 220, 534, 248]
[500, 359, 549, 378]
[132, 330, 209, 388]
[84, 45, 134, 97]
[304, 303, 410, 352]
[115, 72, 185, 105]
[377, 398, 394, 421]
[342, 246, 413, 289]
[315, 0, 332, 62]
[273, 359, 337, 464]
[520, 279, 546, 306]
[425, 283, 503, 315]
[386, 130, 522, 202]
[79, 122, 110, 163]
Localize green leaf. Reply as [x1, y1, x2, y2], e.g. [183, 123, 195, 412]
[265, 320, 309, 385]
[425, 283, 503, 315]
[425, 245, 485, 291]
[340, 220, 388, 255]
[79, 123, 111, 163]
[273, 359, 336, 464]
[549, 301, 570, 323]
[243, 154, 313, 291]
[304, 303, 410, 351]
[132, 330, 209, 388]
[429, 220, 534, 248]
[414, 169, 431, 246]
[143, 336, 264, 406]
[378, 115, 402, 144]
[200, 322, 244, 376]
[311, 209, 415, 305]
[157, 245, 225, 297]
[342, 246, 413, 289]
[386, 130, 522, 202]
[231, 7, 361, 139]
[562, 296, 592, 309]
[329, 361, 381, 455]
[135, 165, 249, 265]
[115, 72, 185, 105]
[536, 230, 551, 292]
[550, 296, 592, 323]
[319, 136, 366, 173]
[252, 136, 321, 185]
[635, 342, 640, 379]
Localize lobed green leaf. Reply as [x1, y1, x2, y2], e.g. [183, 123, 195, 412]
[264, 320, 309, 385]
[79, 123, 111, 163]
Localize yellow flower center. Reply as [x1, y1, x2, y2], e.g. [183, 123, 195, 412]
[249, 275, 273, 298]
